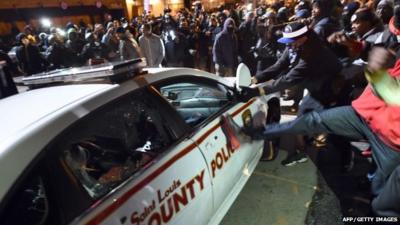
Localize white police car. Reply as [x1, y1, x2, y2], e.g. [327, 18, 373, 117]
[0, 59, 274, 225]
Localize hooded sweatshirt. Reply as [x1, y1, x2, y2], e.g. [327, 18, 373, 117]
[212, 18, 239, 68]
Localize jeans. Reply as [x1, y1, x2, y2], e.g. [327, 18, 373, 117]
[262, 106, 400, 198]
[372, 165, 400, 216]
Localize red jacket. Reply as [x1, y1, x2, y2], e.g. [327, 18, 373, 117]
[352, 85, 400, 151]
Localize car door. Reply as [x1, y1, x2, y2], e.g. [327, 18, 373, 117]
[40, 87, 213, 225]
[0, 160, 67, 225]
[153, 77, 265, 222]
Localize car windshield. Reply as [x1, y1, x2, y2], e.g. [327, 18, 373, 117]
[161, 83, 227, 101]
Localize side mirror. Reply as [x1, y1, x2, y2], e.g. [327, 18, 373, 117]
[235, 63, 252, 91]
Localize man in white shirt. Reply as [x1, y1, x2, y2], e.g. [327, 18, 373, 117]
[139, 23, 165, 67]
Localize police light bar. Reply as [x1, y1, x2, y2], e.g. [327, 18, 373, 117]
[22, 58, 147, 86]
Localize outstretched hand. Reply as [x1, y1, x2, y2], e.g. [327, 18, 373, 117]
[239, 86, 261, 102]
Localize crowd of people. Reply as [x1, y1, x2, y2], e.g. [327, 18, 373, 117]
[0, 0, 399, 218]
[237, 0, 400, 218]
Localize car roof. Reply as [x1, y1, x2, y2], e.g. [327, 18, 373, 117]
[0, 68, 229, 144]
[0, 84, 115, 144]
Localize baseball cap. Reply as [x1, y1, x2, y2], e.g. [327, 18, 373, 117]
[278, 22, 309, 44]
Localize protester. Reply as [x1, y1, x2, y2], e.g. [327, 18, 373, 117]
[376, 0, 394, 25]
[139, 23, 165, 67]
[238, 12, 257, 74]
[46, 33, 75, 69]
[253, 11, 281, 73]
[212, 18, 239, 77]
[80, 32, 109, 65]
[310, 0, 341, 41]
[328, 8, 383, 60]
[15, 33, 47, 75]
[117, 27, 142, 61]
[242, 47, 400, 216]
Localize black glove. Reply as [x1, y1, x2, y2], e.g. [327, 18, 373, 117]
[239, 86, 261, 102]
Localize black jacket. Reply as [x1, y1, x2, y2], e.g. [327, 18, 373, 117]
[212, 18, 239, 68]
[0, 51, 18, 99]
[16, 44, 47, 75]
[255, 31, 342, 105]
[46, 43, 75, 69]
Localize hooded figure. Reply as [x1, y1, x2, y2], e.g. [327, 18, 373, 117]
[212, 18, 239, 77]
[311, 0, 340, 40]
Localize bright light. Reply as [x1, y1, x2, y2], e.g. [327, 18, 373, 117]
[56, 28, 66, 36]
[126, 0, 134, 4]
[41, 18, 52, 28]
[246, 3, 252, 11]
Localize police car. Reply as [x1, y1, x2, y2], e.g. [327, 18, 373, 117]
[0, 59, 275, 225]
